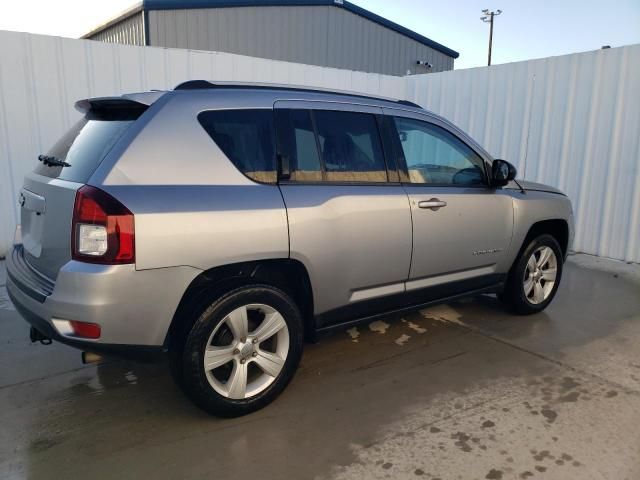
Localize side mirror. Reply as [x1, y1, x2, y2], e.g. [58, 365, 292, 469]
[491, 159, 517, 187]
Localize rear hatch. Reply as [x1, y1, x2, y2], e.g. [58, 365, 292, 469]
[19, 99, 148, 280]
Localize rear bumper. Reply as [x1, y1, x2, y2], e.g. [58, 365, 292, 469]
[6, 244, 201, 352]
[6, 245, 54, 302]
[7, 286, 163, 359]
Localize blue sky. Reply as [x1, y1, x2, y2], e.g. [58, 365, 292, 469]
[1, 0, 638, 69]
[355, 0, 640, 68]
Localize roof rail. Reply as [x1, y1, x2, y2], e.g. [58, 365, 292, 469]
[174, 80, 424, 110]
[396, 100, 423, 109]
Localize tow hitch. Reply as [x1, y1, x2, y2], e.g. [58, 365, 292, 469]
[30, 326, 52, 345]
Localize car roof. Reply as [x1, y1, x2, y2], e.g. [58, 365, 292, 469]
[77, 81, 427, 114]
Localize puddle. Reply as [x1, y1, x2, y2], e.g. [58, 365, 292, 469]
[346, 327, 360, 343]
[369, 321, 390, 335]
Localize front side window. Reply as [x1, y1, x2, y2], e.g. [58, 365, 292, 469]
[198, 109, 277, 183]
[393, 117, 486, 186]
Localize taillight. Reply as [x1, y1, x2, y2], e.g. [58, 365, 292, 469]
[69, 320, 102, 339]
[53, 318, 101, 339]
[72, 185, 135, 264]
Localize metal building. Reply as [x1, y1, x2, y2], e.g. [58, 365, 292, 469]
[81, 0, 459, 76]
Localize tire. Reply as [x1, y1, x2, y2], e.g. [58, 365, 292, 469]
[502, 234, 563, 315]
[177, 284, 304, 417]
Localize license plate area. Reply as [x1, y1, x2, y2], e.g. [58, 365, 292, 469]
[20, 188, 46, 258]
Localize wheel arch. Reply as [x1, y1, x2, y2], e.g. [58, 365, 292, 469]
[165, 259, 316, 349]
[502, 218, 568, 314]
[516, 219, 570, 265]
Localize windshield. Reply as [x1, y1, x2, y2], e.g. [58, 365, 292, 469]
[34, 109, 143, 183]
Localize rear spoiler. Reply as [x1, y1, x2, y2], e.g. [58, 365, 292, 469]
[74, 91, 166, 114]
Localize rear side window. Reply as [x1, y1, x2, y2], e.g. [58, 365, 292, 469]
[35, 109, 141, 183]
[198, 109, 277, 184]
[314, 110, 387, 183]
[275, 109, 323, 182]
[276, 109, 388, 183]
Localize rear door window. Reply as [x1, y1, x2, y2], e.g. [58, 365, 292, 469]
[198, 109, 277, 184]
[274, 109, 323, 182]
[314, 110, 387, 183]
[35, 109, 142, 183]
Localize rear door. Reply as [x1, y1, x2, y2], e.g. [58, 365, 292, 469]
[274, 101, 412, 326]
[19, 103, 145, 279]
[385, 109, 514, 293]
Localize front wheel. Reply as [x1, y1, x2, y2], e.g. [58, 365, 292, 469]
[502, 234, 563, 315]
[178, 285, 304, 417]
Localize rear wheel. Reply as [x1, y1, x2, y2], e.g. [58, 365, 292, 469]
[502, 234, 563, 315]
[177, 285, 304, 417]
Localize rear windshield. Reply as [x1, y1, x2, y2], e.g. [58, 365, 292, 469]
[35, 108, 143, 182]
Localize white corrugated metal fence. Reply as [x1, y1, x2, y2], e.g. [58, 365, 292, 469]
[405, 45, 640, 263]
[0, 30, 638, 262]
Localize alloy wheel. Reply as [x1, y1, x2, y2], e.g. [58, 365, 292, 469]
[203, 304, 289, 399]
[523, 246, 558, 304]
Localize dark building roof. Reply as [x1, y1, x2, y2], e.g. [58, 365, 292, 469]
[85, 0, 459, 59]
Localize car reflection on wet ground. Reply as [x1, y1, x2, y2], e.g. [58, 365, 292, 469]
[1, 254, 639, 480]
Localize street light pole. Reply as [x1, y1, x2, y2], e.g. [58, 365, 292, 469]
[481, 9, 502, 66]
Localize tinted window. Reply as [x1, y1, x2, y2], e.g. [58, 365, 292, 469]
[198, 109, 277, 183]
[393, 117, 486, 186]
[314, 110, 387, 183]
[280, 109, 322, 182]
[35, 110, 139, 182]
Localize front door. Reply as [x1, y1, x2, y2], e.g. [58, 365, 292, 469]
[385, 109, 514, 293]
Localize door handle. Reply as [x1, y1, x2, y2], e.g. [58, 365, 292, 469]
[418, 198, 447, 211]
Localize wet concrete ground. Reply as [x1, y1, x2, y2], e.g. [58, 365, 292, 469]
[1, 254, 639, 480]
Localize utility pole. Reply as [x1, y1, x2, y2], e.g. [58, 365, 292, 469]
[481, 9, 502, 66]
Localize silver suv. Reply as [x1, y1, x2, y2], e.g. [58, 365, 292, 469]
[7, 81, 574, 417]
